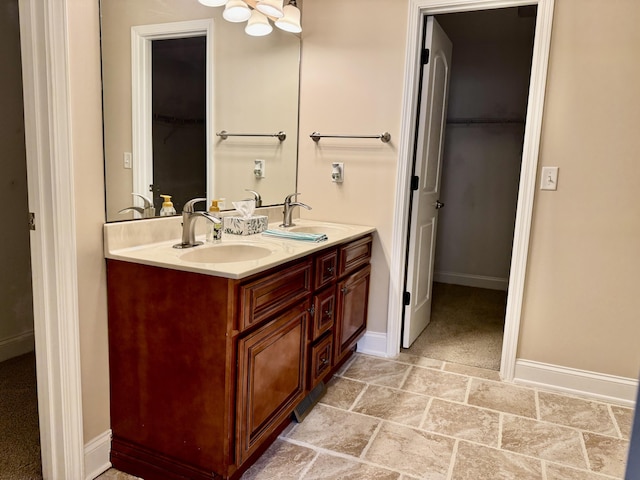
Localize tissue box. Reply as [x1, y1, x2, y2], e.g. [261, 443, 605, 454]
[223, 215, 268, 235]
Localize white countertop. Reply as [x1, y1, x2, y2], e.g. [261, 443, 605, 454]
[104, 218, 375, 279]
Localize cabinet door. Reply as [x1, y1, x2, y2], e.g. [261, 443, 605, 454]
[236, 303, 308, 464]
[334, 265, 371, 365]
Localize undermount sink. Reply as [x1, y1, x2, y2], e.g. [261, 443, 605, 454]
[180, 244, 273, 264]
[288, 225, 348, 235]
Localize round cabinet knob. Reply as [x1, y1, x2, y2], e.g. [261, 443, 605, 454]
[434, 200, 445, 209]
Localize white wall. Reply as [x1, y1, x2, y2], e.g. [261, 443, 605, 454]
[434, 9, 536, 290]
[0, 0, 34, 362]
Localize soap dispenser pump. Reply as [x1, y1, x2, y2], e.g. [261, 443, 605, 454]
[159, 195, 177, 216]
[206, 200, 222, 243]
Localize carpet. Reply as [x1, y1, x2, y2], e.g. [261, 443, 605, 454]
[403, 282, 507, 371]
[0, 352, 42, 480]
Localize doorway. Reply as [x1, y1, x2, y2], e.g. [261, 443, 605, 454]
[387, 0, 554, 382]
[403, 7, 537, 371]
[131, 19, 214, 216]
[0, 0, 41, 476]
[151, 36, 207, 213]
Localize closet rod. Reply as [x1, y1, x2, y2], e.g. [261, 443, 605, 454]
[153, 113, 204, 125]
[446, 118, 525, 125]
[216, 130, 286, 141]
[310, 131, 391, 143]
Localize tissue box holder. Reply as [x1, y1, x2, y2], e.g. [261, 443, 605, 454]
[223, 215, 268, 235]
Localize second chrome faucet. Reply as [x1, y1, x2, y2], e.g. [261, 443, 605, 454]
[281, 193, 311, 228]
[173, 198, 221, 249]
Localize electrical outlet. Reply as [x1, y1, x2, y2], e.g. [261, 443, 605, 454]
[540, 166, 558, 190]
[331, 162, 344, 183]
[123, 152, 132, 169]
[254, 159, 265, 178]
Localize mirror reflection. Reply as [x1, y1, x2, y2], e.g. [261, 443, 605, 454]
[101, 0, 301, 221]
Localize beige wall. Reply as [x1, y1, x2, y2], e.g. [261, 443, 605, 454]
[67, 0, 111, 440]
[299, 0, 640, 379]
[518, 0, 640, 379]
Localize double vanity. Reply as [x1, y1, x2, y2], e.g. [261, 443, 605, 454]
[104, 215, 374, 479]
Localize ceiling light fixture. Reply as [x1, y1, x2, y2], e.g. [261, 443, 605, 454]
[199, 0, 302, 35]
[222, 0, 252, 23]
[275, 0, 301, 33]
[198, 0, 228, 6]
[256, 0, 284, 19]
[245, 9, 273, 36]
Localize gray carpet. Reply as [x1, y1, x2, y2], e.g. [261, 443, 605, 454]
[404, 282, 507, 370]
[0, 352, 42, 480]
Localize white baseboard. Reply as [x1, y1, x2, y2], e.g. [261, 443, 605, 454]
[0, 331, 35, 363]
[434, 271, 508, 291]
[84, 429, 111, 480]
[514, 359, 638, 407]
[357, 331, 389, 357]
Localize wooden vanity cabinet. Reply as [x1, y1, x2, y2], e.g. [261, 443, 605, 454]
[106, 233, 372, 480]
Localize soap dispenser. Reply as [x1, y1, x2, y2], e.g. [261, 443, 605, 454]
[159, 195, 176, 216]
[206, 200, 222, 243]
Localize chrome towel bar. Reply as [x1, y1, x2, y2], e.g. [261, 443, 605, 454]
[216, 130, 286, 141]
[310, 131, 391, 143]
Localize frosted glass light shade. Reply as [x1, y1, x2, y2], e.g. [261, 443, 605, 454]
[245, 10, 273, 36]
[198, 0, 227, 6]
[223, 0, 251, 22]
[275, 4, 301, 33]
[256, 0, 284, 19]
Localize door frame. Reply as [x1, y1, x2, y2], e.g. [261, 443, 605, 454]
[387, 0, 555, 381]
[131, 19, 215, 212]
[19, 0, 85, 478]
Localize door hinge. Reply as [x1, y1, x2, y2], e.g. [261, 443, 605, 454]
[29, 212, 36, 231]
[411, 175, 420, 191]
[421, 48, 430, 65]
[403, 291, 411, 306]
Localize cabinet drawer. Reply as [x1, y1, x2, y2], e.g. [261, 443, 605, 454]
[240, 260, 312, 331]
[314, 248, 338, 290]
[338, 236, 372, 277]
[311, 287, 335, 341]
[309, 334, 333, 389]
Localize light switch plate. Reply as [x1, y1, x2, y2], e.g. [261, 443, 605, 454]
[540, 166, 559, 190]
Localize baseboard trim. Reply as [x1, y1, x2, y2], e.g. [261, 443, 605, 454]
[357, 331, 389, 357]
[0, 331, 35, 363]
[514, 359, 638, 407]
[434, 271, 508, 291]
[84, 429, 112, 480]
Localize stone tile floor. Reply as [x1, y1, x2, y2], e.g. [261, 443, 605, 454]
[99, 353, 633, 480]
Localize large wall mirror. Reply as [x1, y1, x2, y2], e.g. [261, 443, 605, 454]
[101, 0, 301, 222]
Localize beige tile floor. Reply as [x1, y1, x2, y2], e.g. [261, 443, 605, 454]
[99, 353, 633, 480]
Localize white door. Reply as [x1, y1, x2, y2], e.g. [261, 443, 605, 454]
[403, 17, 452, 348]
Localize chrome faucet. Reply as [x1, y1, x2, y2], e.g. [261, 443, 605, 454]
[245, 189, 262, 208]
[173, 197, 221, 249]
[281, 193, 311, 228]
[118, 193, 156, 218]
